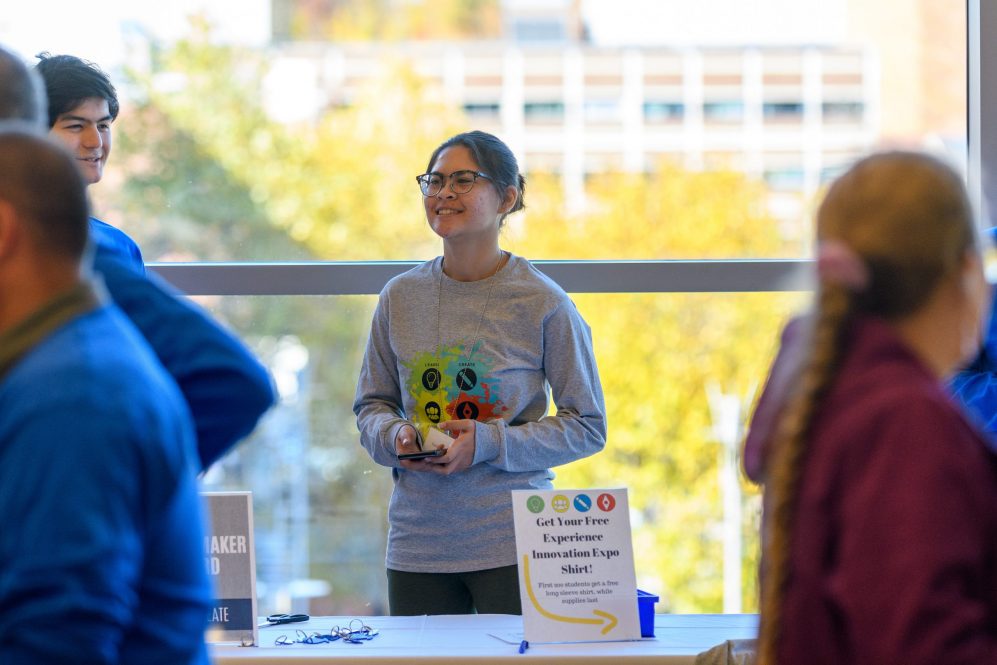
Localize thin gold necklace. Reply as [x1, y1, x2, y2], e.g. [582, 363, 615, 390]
[436, 251, 506, 361]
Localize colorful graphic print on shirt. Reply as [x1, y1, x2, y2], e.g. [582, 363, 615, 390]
[403, 340, 508, 441]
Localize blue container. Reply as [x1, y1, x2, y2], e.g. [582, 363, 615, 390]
[637, 589, 659, 637]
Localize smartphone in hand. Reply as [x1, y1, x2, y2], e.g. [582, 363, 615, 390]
[397, 449, 445, 461]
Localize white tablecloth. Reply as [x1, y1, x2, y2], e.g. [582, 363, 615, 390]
[211, 613, 758, 664]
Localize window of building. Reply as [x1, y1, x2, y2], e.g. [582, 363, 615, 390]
[762, 101, 804, 120]
[524, 100, 565, 120]
[462, 101, 501, 118]
[822, 101, 864, 121]
[764, 166, 805, 190]
[644, 101, 684, 122]
[703, 100, 745, 122]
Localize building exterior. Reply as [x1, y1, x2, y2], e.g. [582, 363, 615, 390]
[267, 40, 877, 225]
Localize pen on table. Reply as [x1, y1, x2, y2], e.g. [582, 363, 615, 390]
[519, 639, 529, 654]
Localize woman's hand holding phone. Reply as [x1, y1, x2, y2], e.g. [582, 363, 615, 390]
[396, 425, 452, 467]
[395, 424, 423, 464]
[418, 420, 475, 475]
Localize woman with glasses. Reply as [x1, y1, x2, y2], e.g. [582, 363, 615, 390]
[354, 130, 607, 615]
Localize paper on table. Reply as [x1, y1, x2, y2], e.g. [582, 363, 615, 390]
[488, 631, 525, 645]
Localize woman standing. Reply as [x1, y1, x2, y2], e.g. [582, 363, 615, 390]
[748, 152, 997, 664]
[354, 131, 607, 615]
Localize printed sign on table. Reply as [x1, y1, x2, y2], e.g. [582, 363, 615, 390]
[203, 491, 258, 646]
[512, 488, 640, 643]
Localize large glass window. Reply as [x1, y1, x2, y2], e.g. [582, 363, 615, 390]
[1, 0, 970, 615]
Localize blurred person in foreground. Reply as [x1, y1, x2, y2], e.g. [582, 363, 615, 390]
[745, 152, 997, 664]
[0, 44, 44, 123]
[0, 124, 211, 664]
[32, 51, 275, 470]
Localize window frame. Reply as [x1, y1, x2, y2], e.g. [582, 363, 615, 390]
[968, 0, 994, 229]
[149, 260, 810, 296]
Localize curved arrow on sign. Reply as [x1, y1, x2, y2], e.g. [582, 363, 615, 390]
[521, 554, 618, 635]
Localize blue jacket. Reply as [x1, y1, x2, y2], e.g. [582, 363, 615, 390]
[951, 283, 997, 443]
[0, 303, 212, 664]
[89, 217, 276, 468]
[950, 226, 997, 444]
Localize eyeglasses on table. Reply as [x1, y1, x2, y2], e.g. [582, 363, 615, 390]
[274, 618, 379, 646]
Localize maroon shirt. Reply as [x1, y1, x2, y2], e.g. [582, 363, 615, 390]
[746, 316, 997, 664]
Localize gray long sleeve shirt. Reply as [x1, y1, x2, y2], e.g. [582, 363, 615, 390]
[353, 254, 607, 572]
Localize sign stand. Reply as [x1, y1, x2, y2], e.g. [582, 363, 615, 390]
[203, 491, 259, 647]
[512, 488, 641, 644]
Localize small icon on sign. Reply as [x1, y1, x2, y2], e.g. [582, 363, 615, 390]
[596, 493, 616, 512]
[551, 494, 570, 513]
[573, 494, 592, 512]
[526, 495, 545, 513]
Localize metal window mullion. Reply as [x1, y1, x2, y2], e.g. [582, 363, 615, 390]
[148, 260, 811, 296]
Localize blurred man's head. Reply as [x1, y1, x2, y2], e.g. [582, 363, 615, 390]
[0, 45, 45, 125]
[35, 54, 118, 185]
[0, 122, 90, 275]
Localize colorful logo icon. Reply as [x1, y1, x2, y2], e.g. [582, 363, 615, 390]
[456, 401, 479, 420]
[455, 367, 478, 390]
[573, 494, 592, 512]
[596, 493, 617, 512]
[421, 368, 441, 391]
[551, 494, 570, 513]
[526, 495, 545, 514]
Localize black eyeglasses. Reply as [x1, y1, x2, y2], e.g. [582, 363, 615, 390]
[416, 170, 492, 197]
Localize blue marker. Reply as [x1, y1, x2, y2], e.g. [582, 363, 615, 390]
[519, 640, 529, 654]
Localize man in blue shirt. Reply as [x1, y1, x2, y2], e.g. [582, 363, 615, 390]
[32, 52, 276, 469]
[0, 122, 212, 664]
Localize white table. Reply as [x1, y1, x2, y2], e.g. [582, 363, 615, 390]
[211, 613, 758, 664]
